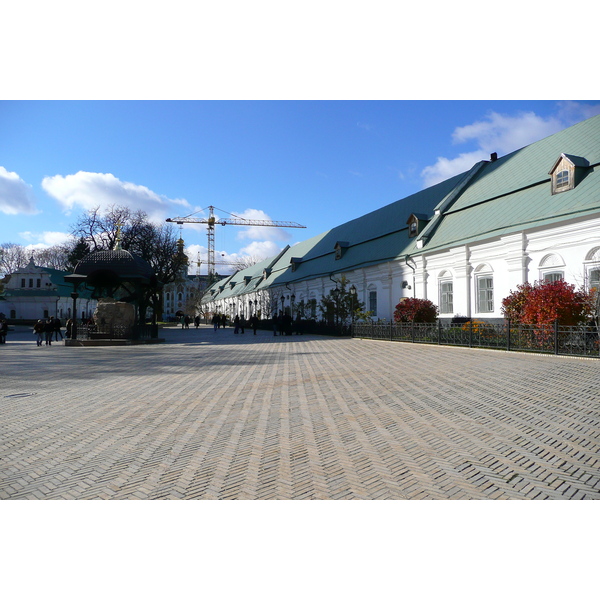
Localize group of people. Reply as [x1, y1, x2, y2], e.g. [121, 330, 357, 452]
[32, 316, 65, 346]
[180, 315, 201, 329]
[211, 313, 228, 330]
[272, 312, 304, 336]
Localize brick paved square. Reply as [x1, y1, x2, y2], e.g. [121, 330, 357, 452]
[1, 324, 599, 499]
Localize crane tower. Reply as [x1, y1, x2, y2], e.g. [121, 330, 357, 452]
[167, 205, 306, 279]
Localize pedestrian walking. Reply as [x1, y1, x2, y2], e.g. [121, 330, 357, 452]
[234, 314, 240, 334]
[250, 315, 259, 335]
[272, 313, 279, 336]
[239, 315, 246, 334]
[194, 315, 200, 328]
[221, 314, 227, 329]
[44, 317, 54, 345]
[53, 317, 63, 341]
[33, 319, 45, 346]
[212, 314, 219, 331]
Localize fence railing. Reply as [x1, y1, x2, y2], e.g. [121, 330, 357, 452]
[70, 323, 158, 341]
[351, 321, 600, 358]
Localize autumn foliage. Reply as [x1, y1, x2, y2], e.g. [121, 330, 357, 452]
[394, 298, 438, 323]
[501, 280, 596, 326]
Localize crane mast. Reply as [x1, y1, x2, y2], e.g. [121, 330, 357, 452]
[167, 205, 306, 279]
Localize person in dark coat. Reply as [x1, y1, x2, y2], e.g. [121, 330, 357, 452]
[294, 314, 303, 335]
[272, 313, 279, 336]
[221, 314, 227, 328]
[53, 317, 63, 341]
[33, 319, 44, 346]
[250, 315, 259, 335]
[239, 315, 246, 334]
[44, 317, 54, 345]
[234, 315, 240, 334]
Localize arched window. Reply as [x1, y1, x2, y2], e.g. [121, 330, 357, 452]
[539, 253, 565, 282]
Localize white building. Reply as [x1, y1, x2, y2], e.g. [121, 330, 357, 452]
[0, 257, 97, 321]
[201, 115, 600, 322]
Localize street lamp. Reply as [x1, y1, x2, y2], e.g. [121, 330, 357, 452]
[248, 299, 253, 316]
[280, 294, 285, 315]
[290, 294, 295, 319]
[70, 291, 79, 340]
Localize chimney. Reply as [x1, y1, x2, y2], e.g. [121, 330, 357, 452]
[490, 152, 498, 162]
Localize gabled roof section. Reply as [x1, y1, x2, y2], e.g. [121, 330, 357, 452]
[549, 153, 590, 173]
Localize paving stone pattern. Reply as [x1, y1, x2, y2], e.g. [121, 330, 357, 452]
[1, 325, 599, 499]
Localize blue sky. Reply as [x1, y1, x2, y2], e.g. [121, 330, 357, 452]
[2, 100, 600, 274]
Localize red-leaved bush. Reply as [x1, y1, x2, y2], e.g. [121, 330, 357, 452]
[501, 280, 595, 326]
[394, 298, 438, 323]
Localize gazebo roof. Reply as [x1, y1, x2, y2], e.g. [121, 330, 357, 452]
[68, 248, 154, 282]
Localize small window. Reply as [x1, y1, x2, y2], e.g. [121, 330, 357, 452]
[37, 279, 41, 288]
[555, 170, 569, 189]
[410, 222, 418, 236]
[439, 280, 453, 314]
[589, 268, 600, 290]
[29, 278, 33, 288]
[21, 278, 26, 287]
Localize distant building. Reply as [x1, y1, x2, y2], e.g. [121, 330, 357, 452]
[201, 114, 600, 322]
[161, 238, 220, 320]
[0, 257, 97, 321]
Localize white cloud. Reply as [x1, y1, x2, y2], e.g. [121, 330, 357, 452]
[41, 171, 193, 224]
[421, 150, 488, 188]
[19, 230, 74, 247]
[0, 167, 39, 215]
[238, 240, 281, 259]
[420, 102, 600, 188]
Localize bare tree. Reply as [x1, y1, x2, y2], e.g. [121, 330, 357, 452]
[0, 243, 29, 275]
[229, 255, 262, 271]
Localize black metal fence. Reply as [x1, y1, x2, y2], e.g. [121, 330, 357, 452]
[352, 321, 600, 358]
[70, 323, 158, 341]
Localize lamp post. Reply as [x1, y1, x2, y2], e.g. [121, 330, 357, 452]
[248, 299, 253, 317]
[280, 294, 285, 315]
[290, 294, 295, 319]
[70, 291, 79, 340]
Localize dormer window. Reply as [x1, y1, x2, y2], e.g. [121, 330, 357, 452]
[406, 213, 429, 239]
[290, 257, 302, 272]
[549, 153, 589, 195]
[334, 241, 349, 260]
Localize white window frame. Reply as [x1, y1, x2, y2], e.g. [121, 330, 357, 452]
[476, 275, 494, 313]
[543, 271, 564, 282]
[439, 279, 453, 314]
[438, 277, 454, 315]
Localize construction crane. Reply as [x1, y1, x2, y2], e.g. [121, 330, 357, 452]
[167, 205, 306, 279]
